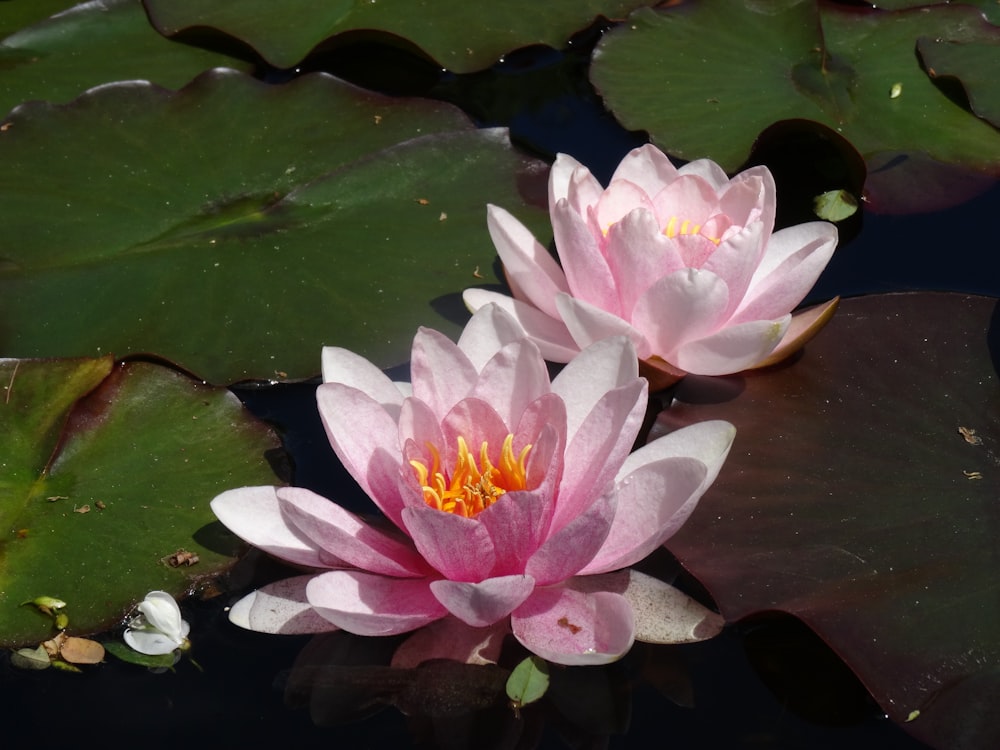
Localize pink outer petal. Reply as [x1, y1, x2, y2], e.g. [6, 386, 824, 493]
[551, 200, 620, 314]
[430, 574, 536, 627]
[392, 617, 510, 667]
[410, 327, 478, 421]
[700, 221, 767, 315]
[461, 290, 581, 363]
[316, 383, 404, 521]
[549, 153, 603, 212]
[550, 335, 638, 445]
[718, 165, 775, 232]
[608, 144, 680, 197]
[401, 504, 497, 582]
[576, 456, 708, 575]
[749, 297, 839, 370]
[555, 293, 651, 359]
[625, 419, 735, 497]
[486, 204, 568, 319]
[630, 268, 731, 361]
[673, 315, 790, 375]
[471, 339, 551, 430]
[229, 575, 340, 635]
[457, 302, 538, 371]
[276, 486, 428, 577]
[512, 586, 635, 666]
[554, 379, 647, 534]
[731, 222, 838, 324]
[527, 485, 616, 585]
[307, 570, 446, 636]
[211, 486, 334, 568]
[320, 347, 404, 418]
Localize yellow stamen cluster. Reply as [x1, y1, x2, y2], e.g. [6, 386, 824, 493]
[663, 216, 721, 245]
[409, 434, 532, 518]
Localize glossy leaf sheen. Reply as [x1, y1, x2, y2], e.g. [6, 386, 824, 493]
[0, 0, 254, 119]
[0, 357, 282, 647]
[143, 0, 657, 73]
[657, 292, 1000, 749]
[591, 2, 1000, 173]
[0, 69, 550, 384]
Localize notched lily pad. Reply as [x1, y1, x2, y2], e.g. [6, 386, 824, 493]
[0, 356, 282, 647]
[0, 68, 551, 384]
[142, 0, 656, 73]
[656, 292, 1000, 750]
[591, 1, 1000, 209]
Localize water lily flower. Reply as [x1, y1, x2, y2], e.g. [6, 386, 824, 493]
[123, 591, 190, 656]
[463, 144, 839, 388]
[212, 305, 734, 666]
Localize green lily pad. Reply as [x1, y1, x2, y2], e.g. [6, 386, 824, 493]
[0, 0, 253, 118]
[656, 292, 1000, 750]
[0, 68, 551, 384]
[591, 2, 1000, 174]
[0, 356, 282, 647]
[919, 37, 1000, 129]
[0, 0, 77, 39]
[142, 0, 656, 73]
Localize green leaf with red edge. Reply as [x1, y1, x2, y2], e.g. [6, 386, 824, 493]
[654, 292, 1000, 750]
[141, 0, 657, 74]
[590, 1, 1000, 211]
[0, 68, 551, 384]
[0, 356, 282, 647]
[0, 0, 253, 119]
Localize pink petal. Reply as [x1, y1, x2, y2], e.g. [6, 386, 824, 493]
[555, 293, 650, 358]
[401, 504, 496, 582]
[718, 165, 775, 233]
[461, 290, 581, 363]
[749, 297, 839, 370]
[457, 301, 537, 370]
[551, 200, 619, 314]
[430, 574, 536, 627]
[478, 484, 553, 577]
[526, 485, 616, 585]
[650, 174, 719, 226]
[485, 204, 568, 319]
[229, 575, 339, 635]
[471, 339, 551, 430]
[550, 334, 638, 447]
[608, 144, 680, 197]
[316, 383, 401, 509]
[439, 397, 511, 466]
[732, 222, 838, 323]
[511, 586, 635, 666]
[515, 405, 566, 494]
[307, 571, 446, 636]
[604, 208, 686, 316]
[410, 326, 478, 420]
[673, 315, 790, 375]
[211, 486, 332, 568]
[554, 379, 647, 532]
[624, 419, 736, 495]
[630, 268, 731, 361]
[320, 347, 404, 419]
[551, 154, 604, 216]
[577, 456, 708, 575]
[593, 179, 655, 232]
[570, 570, 724, 644]
[398, 396, 445, 468]
[700, 221, 767, 314]
[676, 157, 731, 190]
[276, 486, 428, 577]
[391, 617, 510, 667]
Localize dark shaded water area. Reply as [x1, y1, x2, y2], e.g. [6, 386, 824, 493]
[6, 20, 1000, 750]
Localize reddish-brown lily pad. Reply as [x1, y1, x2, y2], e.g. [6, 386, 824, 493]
[656, 292, 999, 750]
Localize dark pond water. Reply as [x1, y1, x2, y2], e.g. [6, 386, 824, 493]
[6, 22, 999, 750]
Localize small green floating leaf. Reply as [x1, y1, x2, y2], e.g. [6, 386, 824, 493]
[506, 655, 550, 708]
[812, 189, 858, 222]
[10, 645, 51, 670]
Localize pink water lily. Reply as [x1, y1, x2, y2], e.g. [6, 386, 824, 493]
[212, 305, 733, 665]
[463, 144, 839, 388]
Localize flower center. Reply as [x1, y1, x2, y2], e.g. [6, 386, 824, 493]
[663, 216, 721, 245]
[409, 434, 531, 518]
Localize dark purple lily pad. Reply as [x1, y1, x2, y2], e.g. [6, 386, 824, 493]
[656, 292, 999, 750]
